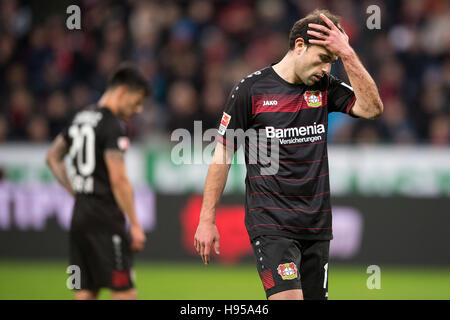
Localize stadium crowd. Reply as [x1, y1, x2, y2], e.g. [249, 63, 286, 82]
[0, 0, 448, 145]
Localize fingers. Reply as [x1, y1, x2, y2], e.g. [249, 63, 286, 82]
[308, 23, 330, 34]
[194, 224, 220, 265]
[131, 240, 144, 252]
[201, 241, 211, 265]
[130, 227, 146, 252]
[308, 39, 327, 46]
[214, 238, 220, 255]
[194, 235, 210, 264]
[194, 238, 199, 253]
[319, 13, 337, 30]
[194, 237, 219, 264]
[307, 30, 327, 40]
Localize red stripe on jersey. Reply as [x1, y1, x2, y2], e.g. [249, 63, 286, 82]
[252, 92, 327, 114]
[271, 121, 328, 129]
[260, 269, 275, 290]
[346, 96, 356, 114]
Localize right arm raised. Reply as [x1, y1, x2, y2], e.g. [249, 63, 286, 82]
[194, 142, 234, 265]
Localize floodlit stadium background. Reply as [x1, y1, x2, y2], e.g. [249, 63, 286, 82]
[0, 0, 449, 300]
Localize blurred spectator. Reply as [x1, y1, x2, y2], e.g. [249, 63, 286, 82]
[0, 0, 448, 146]
[0, 0, 31, 36]
[69, 83, 94, 111]
[167, 81, 199, 133]
[0, 116, 8, 142]
[380, 98, 417, 144]
[353, 121, 383, 145]
[0, 34, 16, 66]
[26, 115, 49, 142]
[46, 90, 70, 138]
[8, 88, 33, 139]
[201, 81, 226, 130]
[429, 115, 449, 146]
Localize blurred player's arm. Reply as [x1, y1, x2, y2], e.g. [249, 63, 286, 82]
[46, 134, 74, 196]
[104, 149, 146, 251]
[194, 142, 234, 265]
[308, 14, 383, 119]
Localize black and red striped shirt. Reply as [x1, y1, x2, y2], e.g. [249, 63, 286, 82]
[217, 66, 357, 241]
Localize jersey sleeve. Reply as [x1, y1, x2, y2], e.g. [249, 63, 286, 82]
[99, 115, 129, 153]
[327, 75, 358, 117]
[216, 81, 252, 150]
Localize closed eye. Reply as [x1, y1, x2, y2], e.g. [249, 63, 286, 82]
[319, 54, 333, 63]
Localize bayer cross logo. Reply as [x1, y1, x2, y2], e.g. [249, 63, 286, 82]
[309, 94, 319, 104]
[284, 266, 295, 276]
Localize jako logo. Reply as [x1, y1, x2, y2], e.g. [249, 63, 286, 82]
[262, 100, 278, 106]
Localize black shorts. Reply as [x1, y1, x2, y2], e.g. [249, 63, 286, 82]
[251, 235, 329, 300]
[69, 230, 134, 291]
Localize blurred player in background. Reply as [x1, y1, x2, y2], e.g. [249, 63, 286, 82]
[194, 9, 383, 300]
[46, 63, 151, 300]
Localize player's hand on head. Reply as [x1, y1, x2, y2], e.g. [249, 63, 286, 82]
[194, 221, 220, 265]
[307, 13, 352, 58]
[130, 224, 146, 251]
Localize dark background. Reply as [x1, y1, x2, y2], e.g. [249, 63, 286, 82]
[1, 195, 449, 266]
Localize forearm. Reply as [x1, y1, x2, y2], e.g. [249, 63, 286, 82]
[341, 49, 383, 118]
[199, 142, 234, 224]
[111, 179, 140, 226]
[47, 159, 74, 196]
[46, 134, 73, 196]
[200, 162, 231, 223]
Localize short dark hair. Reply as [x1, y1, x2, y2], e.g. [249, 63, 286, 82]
[107, 62, 151, 97]
[288, 9, 342, 50]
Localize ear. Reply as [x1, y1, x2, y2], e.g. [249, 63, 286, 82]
[294, 37, 307, 54]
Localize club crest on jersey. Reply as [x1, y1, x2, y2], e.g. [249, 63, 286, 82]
[218, 112, 231, 135]
[117, 136, 130, 151]
[304, 91, 322, 107]
[277, 262, 298, 280]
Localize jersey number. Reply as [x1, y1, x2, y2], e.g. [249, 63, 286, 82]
[68, 124, 95, 193]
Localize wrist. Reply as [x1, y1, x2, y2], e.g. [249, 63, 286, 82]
[130, 220, 141, 228]
[199, 211, 216, 224]
[339, 47, 356, 61]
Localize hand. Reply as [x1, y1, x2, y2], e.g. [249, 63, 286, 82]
[307, 13, 353, 58]
[130, 224, 146, 251]
[194, 221, 220, 265]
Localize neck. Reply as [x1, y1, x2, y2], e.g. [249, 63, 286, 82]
[272, 51, 303, 85]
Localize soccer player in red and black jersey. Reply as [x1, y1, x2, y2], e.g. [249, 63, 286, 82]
[46, 64, 150, 300]
[194, 10, 383, 300]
